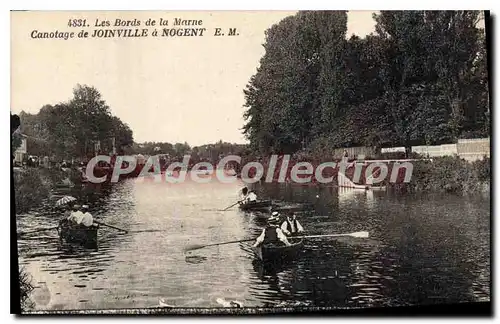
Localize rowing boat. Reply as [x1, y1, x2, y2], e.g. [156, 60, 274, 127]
[238, 200, 272, 212]
[252, 239, 303, 263]
[58, 219, 99, 248]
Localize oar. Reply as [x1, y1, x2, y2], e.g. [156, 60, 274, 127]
[183, 231, 370, 253]
[295, 231, 370, 239]
[17, 226, 59, 236]
[221, 200, 243, 211]
[93, 220, 128, 233]
[184, 238, 255, 252]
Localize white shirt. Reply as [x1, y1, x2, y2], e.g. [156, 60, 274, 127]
[80, 212, 93, 227]
[253, 226, 291, 247]
[281, 217, 304, 234]
[246, 192, 257, 202]
[68, 211, 84, 224]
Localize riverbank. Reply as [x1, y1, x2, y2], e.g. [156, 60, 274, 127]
[14, 167, 71, 311]
[405, 156, 490, 194]
[245, 154, 490, 195]
[19, 267, 34, 311]
[13, 167, 83, 214]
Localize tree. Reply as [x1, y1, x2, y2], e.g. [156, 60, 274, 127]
[373, 11, 487, 147]
[243, 11, 347, 154]
[243, 10, 489, 157]
[111, 116, 133, 152]
[17, 85, 134, 160]
[174, 142, 191, 156]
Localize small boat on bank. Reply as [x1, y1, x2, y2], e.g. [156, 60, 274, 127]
[251, 239, 303, 263]
[238, 200, 272, 212]
[58, 220, 99, 248]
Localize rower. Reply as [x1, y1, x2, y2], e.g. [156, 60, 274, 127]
[79, 205, 94, 227]
[246, 190, 257, 203]
[63, 203, 73, 220]
[240, 187, 258, 204]
[252, 213, 292, 248]
[67, 204, 83, 225]
[280, 212, 304, 236]
[59, 203, 73, 228]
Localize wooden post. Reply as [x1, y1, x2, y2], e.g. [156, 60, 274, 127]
[112, 137, 116, 155]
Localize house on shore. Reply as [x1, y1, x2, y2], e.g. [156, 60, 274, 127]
[13, 133, 28, 163]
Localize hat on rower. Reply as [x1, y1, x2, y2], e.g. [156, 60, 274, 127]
[82, 205, 89, 209]
[271, 211, 280, 217]
[268, 215, 280, 224]
[229, 301, 242, 308]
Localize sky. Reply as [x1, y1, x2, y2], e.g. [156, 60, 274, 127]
[11, 11, 377, 146]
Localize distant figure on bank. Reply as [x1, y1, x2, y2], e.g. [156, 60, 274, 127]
[79, 205, 94, 227]
[240, 187, 257, 204]
[67, 204, 83, 225]
[252, 214, 291, 248]
[281, 212, 304, 236]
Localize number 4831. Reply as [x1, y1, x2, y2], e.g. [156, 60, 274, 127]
[68, 19, 87, 28]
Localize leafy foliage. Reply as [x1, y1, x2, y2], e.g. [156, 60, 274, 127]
[18, 85, 134, 160]
[14, 168, 52, 213]
[409, 156, 490, 193]
[243, 11, 489, 155]
[125, 140, 249, 162]
[19, 267, 34, 312]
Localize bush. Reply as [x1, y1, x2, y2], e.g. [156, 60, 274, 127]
[14, 168, 52, 214]
[408, 156, 490, 194]
[472, 156, 491, 183]
[19, 267, 34, 312]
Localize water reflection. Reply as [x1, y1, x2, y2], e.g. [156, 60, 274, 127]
[17, 179, 490, 310]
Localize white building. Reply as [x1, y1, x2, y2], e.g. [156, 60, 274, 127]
[13, 134, 28, 163]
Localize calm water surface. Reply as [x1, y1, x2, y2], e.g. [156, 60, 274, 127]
[17, 177, 490, 310]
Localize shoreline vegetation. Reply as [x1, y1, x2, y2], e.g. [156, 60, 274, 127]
[404, 156, 490, 194]
[13, 167, 84, 214]
[19, 267, 34, 311]
[243, 154, 490, 195]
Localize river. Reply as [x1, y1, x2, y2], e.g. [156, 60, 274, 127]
[17, 176, 490, 310]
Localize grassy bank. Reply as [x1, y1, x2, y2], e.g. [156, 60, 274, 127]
[250, 153, 490, 195]
[405, 156, 490, 194]
[19, 267, 34, 312]
[13, 167, 75, 214]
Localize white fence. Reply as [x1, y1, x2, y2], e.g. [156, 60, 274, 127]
[411, 139, 489, 161]
[339, 138, 490, 162]
[456, 138, 490, 162]
[332, 146, 376, 159]
[412, 144, 458, 157]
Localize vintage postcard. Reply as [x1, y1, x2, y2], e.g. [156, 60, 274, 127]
[11, 10, 491, 315]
